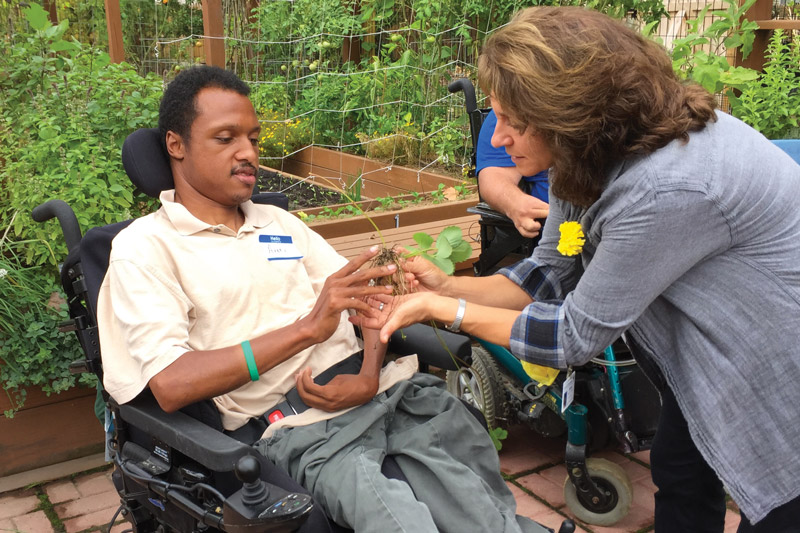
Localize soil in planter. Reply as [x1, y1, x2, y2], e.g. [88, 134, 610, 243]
[258, 169, 343, 211]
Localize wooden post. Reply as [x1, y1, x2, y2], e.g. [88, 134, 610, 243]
[43, 0, 58, 24]
[734, 0, 800, 71]
[104, 0, 125, 64]
[342, 36, 362, 65]
[202, 0, 225, 68]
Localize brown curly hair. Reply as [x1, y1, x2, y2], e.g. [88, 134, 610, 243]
[478, 7, 717, 207]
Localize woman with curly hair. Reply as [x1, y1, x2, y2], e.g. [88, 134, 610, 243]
[366, 7, 800, 531]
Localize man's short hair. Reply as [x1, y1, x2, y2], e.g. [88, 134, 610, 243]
[158, 65, 251, 145]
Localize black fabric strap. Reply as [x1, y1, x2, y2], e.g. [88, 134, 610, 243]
[274, 350, 364, 418]
[226, 350, 364, 444]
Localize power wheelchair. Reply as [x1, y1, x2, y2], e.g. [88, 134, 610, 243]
[32, 127, 576, 533]
[446, 78, 662, 526]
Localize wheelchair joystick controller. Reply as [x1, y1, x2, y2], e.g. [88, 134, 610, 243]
[224, 454, 314, 532]
[235, 455, 269, 506]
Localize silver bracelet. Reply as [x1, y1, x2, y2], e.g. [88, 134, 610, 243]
[445, 298, 467, 333]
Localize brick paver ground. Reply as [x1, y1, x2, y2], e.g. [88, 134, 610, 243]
[0, 425, 743, 532]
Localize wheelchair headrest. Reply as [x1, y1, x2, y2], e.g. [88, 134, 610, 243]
[121, 127, 291, 211]
[121, 128, 173, 198]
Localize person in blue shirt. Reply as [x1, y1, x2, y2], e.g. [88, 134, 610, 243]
[476, 109, 550, 238]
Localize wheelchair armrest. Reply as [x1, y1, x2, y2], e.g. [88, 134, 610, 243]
[467, 202, 517, 225]
[119, 394, 251, 472]
[389, 323, 472, 371]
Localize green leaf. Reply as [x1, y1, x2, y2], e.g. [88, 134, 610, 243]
[412, 232, 434, 250]
[38, 126, 58, 140]
[692, 62, 723, 93]
[435, 235, 452, 258]
[112, 196, 132, 208]
[425, 254, 454, 275]
[724, 34, 742, 49]
[438, 225, 464, 248]
[24, 3, 50, 32]
[449, 240, 473, 264]
[50, 40, 80, 53]
[489, 427, 508, 451]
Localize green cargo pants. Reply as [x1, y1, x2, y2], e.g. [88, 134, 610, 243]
[257, 373, 550, 533]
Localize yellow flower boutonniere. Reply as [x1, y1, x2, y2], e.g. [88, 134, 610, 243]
[557, 221, 585, 256]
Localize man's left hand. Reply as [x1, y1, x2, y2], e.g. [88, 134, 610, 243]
[295, 368, 379, 412]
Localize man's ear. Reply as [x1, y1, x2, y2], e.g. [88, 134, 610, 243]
[165, 130, 186, 161]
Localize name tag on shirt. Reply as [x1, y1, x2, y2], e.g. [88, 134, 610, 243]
[259, 234, 303, 261]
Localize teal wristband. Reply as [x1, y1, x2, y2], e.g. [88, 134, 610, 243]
[241, 340, 259, 381]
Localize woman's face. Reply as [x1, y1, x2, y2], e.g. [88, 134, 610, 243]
[490, 96, 553, 176]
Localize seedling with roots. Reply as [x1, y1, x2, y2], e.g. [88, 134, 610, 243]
[310, 176, 471, 292]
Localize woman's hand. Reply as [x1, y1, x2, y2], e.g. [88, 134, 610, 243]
[295, 369, 379, 412]
[356, 292, 455, 343]
[397, 250, 450, 295]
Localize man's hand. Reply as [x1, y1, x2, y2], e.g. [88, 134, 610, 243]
[507, 194, 549, 238]
[479, 166, 549, 238]
[295, 368, 379, 411]
[302, 246, 396, 344]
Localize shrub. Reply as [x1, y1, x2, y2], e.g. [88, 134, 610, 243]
[661, 0, 800, 140]
[733, 30, 800, 139]
[0, 236, 85, 417]
[0, 4, 162, 412]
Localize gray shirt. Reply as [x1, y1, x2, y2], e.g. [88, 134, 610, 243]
[499, 111, 800, 522]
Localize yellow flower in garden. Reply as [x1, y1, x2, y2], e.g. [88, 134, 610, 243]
[297, 211, 309, 221]
[557, 221, 585, 256]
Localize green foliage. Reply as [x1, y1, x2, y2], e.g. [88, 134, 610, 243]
[733, 31, 800, 139]
[429, 183, 447, 203]
[245, 0, 668, 173]
[660, 0, 798, 139]
[0, 4, 161, 411]
[668, 0, 760, 95]
[405, 225, 472, 274]
[0, 236, 90, 418]
[489, 426, 508, 451]
[0, 3, 161, 267]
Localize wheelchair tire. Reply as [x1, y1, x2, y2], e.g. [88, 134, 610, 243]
[562, 458, 633, 526]
[445, 346, 505, 428]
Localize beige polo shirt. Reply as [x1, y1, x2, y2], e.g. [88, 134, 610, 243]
[98, 190, 415, 432]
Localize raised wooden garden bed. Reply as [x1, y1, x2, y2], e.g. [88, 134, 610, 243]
[0, 385, 104, 477]
[325, 214, 481, 274]
[263, 149, 482, 273]
[278, 146, 464, 198]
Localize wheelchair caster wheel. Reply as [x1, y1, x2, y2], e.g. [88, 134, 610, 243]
[445, 346, 505, 428]
[563, 458, 632, 526]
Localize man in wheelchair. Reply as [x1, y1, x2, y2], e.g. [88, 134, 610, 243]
[97, 65, 549, 533]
